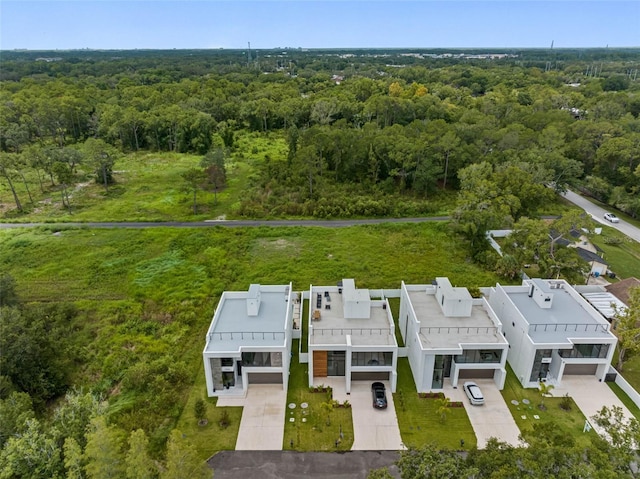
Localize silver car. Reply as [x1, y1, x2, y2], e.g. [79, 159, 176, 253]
[463, 381, 485, 405]
[604, 212, 620, 223]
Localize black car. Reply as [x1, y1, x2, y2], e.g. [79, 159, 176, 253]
[371, 382, 387, 409]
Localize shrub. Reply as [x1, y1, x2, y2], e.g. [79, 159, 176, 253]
[560, 393, 572, 411]
[194, 398, 207, 423]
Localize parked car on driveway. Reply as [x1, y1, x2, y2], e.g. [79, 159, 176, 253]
[604, 212, 620, 223]
[371, 382, 387, 409]
[463, 381, 485, 405]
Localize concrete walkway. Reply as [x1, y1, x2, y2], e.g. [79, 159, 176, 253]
[445, 379, 521, 448]
[551, 376, 634, 436]
[317, 378, 404, 450]
[217, 384, 287, 450]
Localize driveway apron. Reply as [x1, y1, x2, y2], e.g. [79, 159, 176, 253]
[322, 378, 404, 450]
[445, 379, 521, 448]
[218, 385, 287, 450]
[551, 376, 634, 436]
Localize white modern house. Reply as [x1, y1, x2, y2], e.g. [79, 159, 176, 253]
[399, 278, 509, 392]
[488, 278, 617, 388]
[203, 283, 294, 397]
[307, 279, 398, 393]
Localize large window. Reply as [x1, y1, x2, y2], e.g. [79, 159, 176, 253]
[558, 344, 610, 359]
[352, 351, 393, 367]
[242, 351, 281, 367]
[454, 349, 502, 364]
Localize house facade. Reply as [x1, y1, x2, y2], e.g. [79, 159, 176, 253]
[488, 278, 617, 388]
[203, 283, 294, 397]
[399, 278, 509, 392]
[307, 279, 398, 393]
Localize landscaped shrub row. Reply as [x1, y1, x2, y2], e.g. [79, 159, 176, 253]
[418, 392, 445, 399]
[448, 401, 464, 408]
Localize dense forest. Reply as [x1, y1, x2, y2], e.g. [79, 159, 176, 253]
[1, 48, 640, 478]
[1, 48, 639, 221]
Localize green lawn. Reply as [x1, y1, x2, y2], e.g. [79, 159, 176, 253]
[500, 365, 598, 447]
[590, 225, 640, 280]
[607, 382, 640, 421]
[283, 340, 354, 451]
[174, 365, 243, 460]
[393, 358, 476, 450]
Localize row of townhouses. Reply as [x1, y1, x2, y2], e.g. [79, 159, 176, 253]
[203, 277, 618, 398]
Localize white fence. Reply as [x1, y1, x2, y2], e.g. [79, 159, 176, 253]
[611, 366, 640, 409]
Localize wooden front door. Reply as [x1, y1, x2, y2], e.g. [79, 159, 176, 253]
[313, 350, 327, 377]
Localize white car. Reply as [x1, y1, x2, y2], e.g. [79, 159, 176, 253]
[463, 381, 485, 406]
[604, 212, 620, 223]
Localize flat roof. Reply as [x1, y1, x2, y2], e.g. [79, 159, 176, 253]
[582, 291, 627, 320]
[309, 287, 395, 347]
[407, 289, 506, 349]
[504, 280, 613, 343]
[205, 286, 289, 353]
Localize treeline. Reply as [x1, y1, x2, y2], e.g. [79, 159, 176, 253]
[0, 51, 639, 220]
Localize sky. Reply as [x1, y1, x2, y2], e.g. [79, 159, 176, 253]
[1, 1, 638, 50]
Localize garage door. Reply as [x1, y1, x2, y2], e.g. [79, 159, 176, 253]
[351, 372, 389, 381]
[564, 364, 598, 375]
[459, 369, 495, 379]
[247, 372, 283, 384]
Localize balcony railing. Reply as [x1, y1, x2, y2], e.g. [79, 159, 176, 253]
[208, 331, 285, 342]
[528, 323, 609, 334]
[421, 326, 499, 335]
[312, 328, 391, 337]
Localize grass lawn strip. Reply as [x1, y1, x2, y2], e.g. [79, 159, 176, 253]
[500, 365, 598, 447]
[393, 358, 476, 450]
[283, 340, 354, 451]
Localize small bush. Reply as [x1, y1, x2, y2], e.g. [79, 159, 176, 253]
[219, 409, 230, 429]
[560, 393, 572, 411]
[194, 398, 207, 422]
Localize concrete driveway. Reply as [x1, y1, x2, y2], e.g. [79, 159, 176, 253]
[445, 379, 521, 448]
[551, 376, 634, 435]
[217, 384, 287, 450]
[320, 378, 404, 450]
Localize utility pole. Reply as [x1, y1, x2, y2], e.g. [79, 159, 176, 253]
[247, 41, 251, 67]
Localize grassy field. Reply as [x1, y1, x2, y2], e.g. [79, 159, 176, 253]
[500, 365, 598, 447]
[393, 358, 477, 450]
[283, 340, 354, 451]
[0, 221, 504, 454]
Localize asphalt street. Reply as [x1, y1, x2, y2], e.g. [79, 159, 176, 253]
[207, 450, 401, 479]
[562, 189, 640, 243]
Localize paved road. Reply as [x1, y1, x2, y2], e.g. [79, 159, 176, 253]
[0, 217, 449, 229]
[208, 450, 401, 479]
[562, 190, 640, 243]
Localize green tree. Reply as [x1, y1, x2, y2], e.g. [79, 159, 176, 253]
[435, 396, 450, 423]
[194, 398, 207, 424]
[538, 381, 555, 410]
[63, 437, 85, 479]
[160, 429, 209, 479]
[0, 418, 63, 479]
[0, 391, 34, 448]
[181, 168, 207, 215]
[0, 304, 78, 408]
[612, 287, 640, 371]
[125, 429, 155, 479]
[53, 389, 108, 448]
[200, 148, 227, 205]
[0, 273, 18, 307]
[395, 444, 477, 479]
[0, 152, 23, 212]
[82, 138, 118, 192]
[84, 416, 125, 479]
